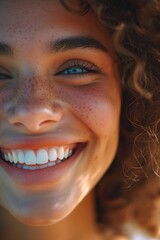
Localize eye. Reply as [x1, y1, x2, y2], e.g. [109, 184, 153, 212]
[55, 59, 101, 76]
[63, 67, 88, 75]
[0, 66, 12, 80]
[0, 73, 12, 80]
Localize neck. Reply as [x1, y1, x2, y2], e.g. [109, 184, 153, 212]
[1, 191, 103, 240]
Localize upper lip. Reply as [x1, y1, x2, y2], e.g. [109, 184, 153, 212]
[0, 136, 87, 150]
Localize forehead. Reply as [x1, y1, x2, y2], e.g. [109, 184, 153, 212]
[0, 0, 67, 28]
[0, 0, 113, 59]
[0, 0, 104, 40]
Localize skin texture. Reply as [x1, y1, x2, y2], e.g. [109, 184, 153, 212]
[0, 0, 121, 232]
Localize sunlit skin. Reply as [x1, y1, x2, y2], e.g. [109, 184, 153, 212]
[0, 0, 121, 238]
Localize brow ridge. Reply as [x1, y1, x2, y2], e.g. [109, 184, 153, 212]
[0, 36, 108, 57]
[48, 36, 108, 53]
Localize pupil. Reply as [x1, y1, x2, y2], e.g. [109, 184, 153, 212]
[64, 67, 87, 74]
[70, 68, 83, 73]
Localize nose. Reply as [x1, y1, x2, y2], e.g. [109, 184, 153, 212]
[5, 86, 63, 134]
[6, 103, 62, 133]
[8, 106, 62, 133]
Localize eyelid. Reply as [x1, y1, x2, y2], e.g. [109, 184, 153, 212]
[55, 59, 102, 75]
[0, 65, 12, 80]
[0, 65, 11, 74]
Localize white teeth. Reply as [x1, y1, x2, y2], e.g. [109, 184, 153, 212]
[8, 152, 13, 162]
[10, 152, 15, 163]
[12, 151, 18, 164]
[57, 147, 65, 160]
[37, 149, 48, 164]
[17, 150, 25, 164]
[64, 149, 69, 159]
[4, 153, 8, 161]
[25, 150, 37, 165]
[68, 150, 73, 157]
[48, 148, 57, 161]
[2, 145, 75, 167]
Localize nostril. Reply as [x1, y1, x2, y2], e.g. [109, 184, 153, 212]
[14, 119, 56, 128]
[14, 122, 24, 127]
[40, 120, 55, 125]
[11, 116, 60, 133]
[35, 119, 54, 129]
[7, 106, 63, 132]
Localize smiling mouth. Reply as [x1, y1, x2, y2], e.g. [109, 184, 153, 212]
[0, 144, 78, 170]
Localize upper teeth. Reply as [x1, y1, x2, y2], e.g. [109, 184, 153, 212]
[2, 146, 74, 166]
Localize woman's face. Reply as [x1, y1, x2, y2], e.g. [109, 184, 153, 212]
[0, 0, 121, 225]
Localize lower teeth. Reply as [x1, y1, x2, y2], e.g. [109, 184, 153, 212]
[17, 160, 63, 170]
[6, 159, 64, 170]
[1, 154, 73, 170]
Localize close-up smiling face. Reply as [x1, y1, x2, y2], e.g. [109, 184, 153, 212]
[0, 0, 121, 225]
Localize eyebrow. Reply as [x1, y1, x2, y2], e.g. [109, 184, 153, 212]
[47, 36, 109, 53]
[0, 36, 108, 57]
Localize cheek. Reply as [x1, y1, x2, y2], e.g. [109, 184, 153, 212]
[56, 84, 121, 137]
[0, 89, 13, 119]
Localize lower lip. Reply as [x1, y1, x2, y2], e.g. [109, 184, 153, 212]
[0, 144, 85, 189]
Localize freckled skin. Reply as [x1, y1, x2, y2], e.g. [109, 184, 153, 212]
[0, 0, 121, 226]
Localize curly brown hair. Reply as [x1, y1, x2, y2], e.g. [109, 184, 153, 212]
[61, 0, 160, 237]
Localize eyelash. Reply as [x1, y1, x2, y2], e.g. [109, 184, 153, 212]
[0, 73, 11, 80]
[0, 60, 101, 80]
[0, 65, 12, 80]
[55, 60, 101, 76]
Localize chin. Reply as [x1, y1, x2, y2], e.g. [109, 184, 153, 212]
[16, 216, 64, 226]
[7, 202, 75, 226]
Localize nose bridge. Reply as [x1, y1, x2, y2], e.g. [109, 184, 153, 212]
[17, 61, 51, 97]
[5, 74, 63, 133]
[15, 73, 53, 110]
[22, 74, 50, 101]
